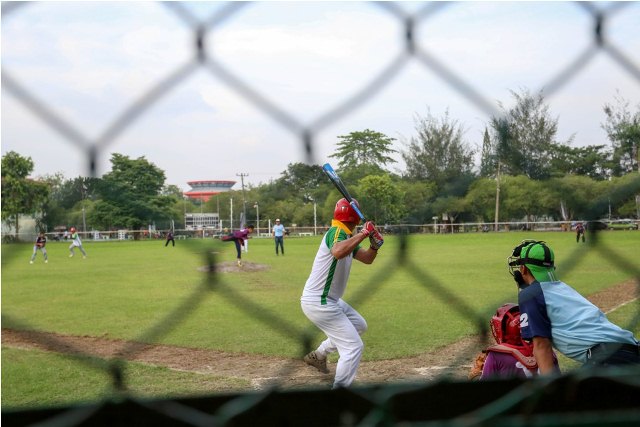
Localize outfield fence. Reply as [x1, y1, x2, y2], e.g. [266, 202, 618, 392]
[4, 219, 639, 244]
[2, 2, 640, 426]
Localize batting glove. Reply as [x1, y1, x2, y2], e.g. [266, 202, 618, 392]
[369, 229, 384, 250]
[361, 221, 376, 237]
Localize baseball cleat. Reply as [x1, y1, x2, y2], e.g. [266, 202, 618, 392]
[237, 260, 243, 267]
[304, 351, 329, 373]
[69, 254, 74, 257]
[30, 261, 34, 264]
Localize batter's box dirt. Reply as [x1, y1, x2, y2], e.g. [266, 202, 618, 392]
[2, 279, 636, 393]
[198, 261, 269, 273]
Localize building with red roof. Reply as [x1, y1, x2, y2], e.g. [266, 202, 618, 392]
[184, 180, 236, 202]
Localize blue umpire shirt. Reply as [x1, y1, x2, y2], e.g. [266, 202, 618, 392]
[273, 223, 285, 237]
[518, 280, 638, 363]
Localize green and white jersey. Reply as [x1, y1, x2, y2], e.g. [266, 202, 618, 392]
[301, 220, 361, 305]
[71, 232, 82, 246]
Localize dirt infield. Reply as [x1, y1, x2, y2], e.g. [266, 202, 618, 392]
[2, 279, 636, 391]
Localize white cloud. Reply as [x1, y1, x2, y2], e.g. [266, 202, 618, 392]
[2, 1, 639, 191]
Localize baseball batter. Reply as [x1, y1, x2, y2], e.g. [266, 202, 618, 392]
[301, 198, 383, 388]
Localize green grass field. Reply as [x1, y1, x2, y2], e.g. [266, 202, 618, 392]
[2, 231, 639, 408]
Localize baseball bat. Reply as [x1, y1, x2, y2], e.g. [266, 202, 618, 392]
[322, 163, 366, 222]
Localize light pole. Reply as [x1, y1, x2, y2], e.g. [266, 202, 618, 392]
[237, 173, 248, 228]
[494, 161, 501, 232]
[254, 202, 260, 235]
[81, 183, 88, 233]
[313, 200, 317, 236]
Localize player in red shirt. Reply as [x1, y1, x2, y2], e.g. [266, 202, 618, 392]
[221, 225, 254, 266]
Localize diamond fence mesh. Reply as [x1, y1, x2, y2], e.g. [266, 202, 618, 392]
[2, 2, 640, 426]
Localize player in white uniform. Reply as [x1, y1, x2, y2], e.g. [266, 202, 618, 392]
[301, 198, 383, 388]
[68, 227, 87, 258]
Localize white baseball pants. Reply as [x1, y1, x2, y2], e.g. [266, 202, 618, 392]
[301, 298, 368, 388]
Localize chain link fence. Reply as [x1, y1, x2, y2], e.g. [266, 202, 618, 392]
[2, 2, 640, 426]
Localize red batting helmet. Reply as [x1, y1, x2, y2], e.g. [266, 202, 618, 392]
[333, 198, 361, 224]
[490, 303, 522, 346]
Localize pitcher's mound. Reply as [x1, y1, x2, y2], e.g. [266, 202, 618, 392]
[198, 262, 269, 273]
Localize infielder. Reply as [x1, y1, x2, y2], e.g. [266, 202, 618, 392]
[273, 218, 285, 255]
[508, 240, 640, 373]
[301, 198, 383, 388]
[30, 232, 48, 264]
[68, 227, 87, 258]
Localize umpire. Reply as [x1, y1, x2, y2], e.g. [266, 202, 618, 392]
[508, 240, 640, 374]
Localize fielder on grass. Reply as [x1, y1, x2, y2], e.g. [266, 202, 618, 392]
[30, 232, 48, 264]
[301, 198, 383, 388]
[68, 227, 87, 259]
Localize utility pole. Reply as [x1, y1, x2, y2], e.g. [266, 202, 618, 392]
[494, 161, 501, 232]
[237, 173, 248, 227]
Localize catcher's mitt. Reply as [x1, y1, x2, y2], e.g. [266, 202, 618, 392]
[468, 351, 487, 380]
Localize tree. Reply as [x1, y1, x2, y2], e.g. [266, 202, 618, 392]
[401, 109, 475, 189]
[398, 180, 437, 223]
[479, 127, 497, 178]
[161, 184, 184, 199]
[431, 195, 467, 230]
[549, 144, 612, 180]
[275, 162, 327, 202]
[357, 174, 405, 224]
[1, 151, 50, 238]
[330, 129, 397, 171]
[602, 91, 640, 175]
[39, 174, 100, 230]
[500, 175, 547, 223]
[548, 175, 602, 220]
[490, 88, 571, 180]
[90, 154, 172, 230]
[610, 174, 640, 218]
[464, 178, 499, 222]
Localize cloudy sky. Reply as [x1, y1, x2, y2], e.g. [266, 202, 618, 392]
[2, 1, 639, 191]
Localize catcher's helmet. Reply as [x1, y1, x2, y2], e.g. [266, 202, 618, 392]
[490, 303, 522, 345]
[333, 198, 361, 224]
[508, 240, 556, 282]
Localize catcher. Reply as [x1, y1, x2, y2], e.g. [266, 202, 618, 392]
[469, 303, 558, 380]
[30, 232, 49, 264]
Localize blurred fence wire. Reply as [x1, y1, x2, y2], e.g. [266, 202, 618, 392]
[2, 1, 640, 426]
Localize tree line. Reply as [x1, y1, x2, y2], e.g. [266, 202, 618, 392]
[2, 89, 639, 237]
